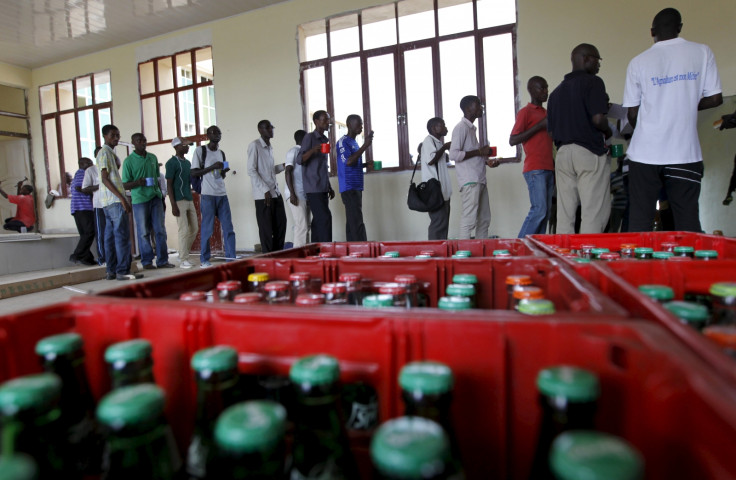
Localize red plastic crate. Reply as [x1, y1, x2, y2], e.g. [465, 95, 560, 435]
[1, 298, 736, 479]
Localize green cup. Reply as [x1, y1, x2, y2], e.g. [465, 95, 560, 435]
[610, 144, 624, 158]
[373, 160, 382, 171]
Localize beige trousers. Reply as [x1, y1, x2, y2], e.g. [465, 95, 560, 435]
[458, 183, 491, 239]
[176, 199, 199, 260]
[288, 196, 310, 248]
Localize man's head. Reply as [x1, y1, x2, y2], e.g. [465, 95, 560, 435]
[171, 137, 191, 156]
[258, 120, 274, 140]
[20, 185, 33, 195]
[571, 43, 601, 75]
[78, 157, 93, 170]
[527, 76, 549, 105]
[294, 130, 307, 146]
[426, 117, 448, 139]
[206, 125, 222, 144]
[101, 124, 120, 148]
[651, 8, 682, 42]
[131, 133, 147, 153]
[460, 95, 482, 121]
[313, 110, 331, 133]
[346, 114, 363, 137]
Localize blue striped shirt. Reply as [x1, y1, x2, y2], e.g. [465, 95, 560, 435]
[336, 135, 363, 193]
[70, 169, 92, 214]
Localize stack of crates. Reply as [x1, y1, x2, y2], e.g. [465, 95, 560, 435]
[1, 234, 736, 478]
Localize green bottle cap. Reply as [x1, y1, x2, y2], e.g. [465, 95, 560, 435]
[652, 251, 673, 259]
[454, 250, 472, 257]
[96, 384, 165, 428]
[709, 282, 736, 298]
[0, 373, 61, 416]
[638, 284, 674, 301]
[492, 249, 509, 256]
[35, 332, 83, 357]
[384, 251, 400, 258]
[550, 431, 644, 480]
[633, 247, 653, 254]
[518, 299, 556, 315]
[663, 301, 709, 323]
[191, 345, 238, 373]
[399, 361, 454, 395]
[438, 296, 472, 311]
[289, 354, 340, 386]
[694, 250, 718, 259]
[572, 257, 591, 264]
[674, 246, 694, 253]
[415, 254, 432, 259]
[104, 339, 153, 364]
[452, 274, 478, 284]
[536, 366, 600, 402]
[371, 417, 450, 480]
[591, 248, 610, 255]
[363, 294, 394, 308]
[214, 400, 287, 454]
[0, 454, 38, 480]
[445, 283, 475, 297]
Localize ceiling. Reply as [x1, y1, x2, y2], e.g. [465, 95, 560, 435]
[0, 0, 289, 69]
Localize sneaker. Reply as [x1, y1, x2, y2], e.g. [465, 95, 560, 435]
[200, 261, 212, 268]
[69, 254, 78, 264]
[117, 273, 144, 281]
[106, 273, 116, 280]
[157, 263, 175, 269]
[180, 260, 194, 269]
[79, 258, 96, 266]
[143, 264, 157, 270]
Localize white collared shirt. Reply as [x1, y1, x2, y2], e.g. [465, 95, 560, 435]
[247, 137, 280, 200]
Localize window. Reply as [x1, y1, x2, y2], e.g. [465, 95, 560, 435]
[39, 71, 112, 196]
[138, 46, 216, 146]
[297, 0, 518, 173]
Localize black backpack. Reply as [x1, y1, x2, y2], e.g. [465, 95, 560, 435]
[192, 145, 226, 194]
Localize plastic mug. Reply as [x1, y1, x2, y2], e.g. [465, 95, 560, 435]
[320, 143, 331, 154]
[373, 160, 382, 171]
[611, 144, 624, 158]
[489, 146, 497, 157]
[223, 161, 229, 169]
[145, 177, 155, 187]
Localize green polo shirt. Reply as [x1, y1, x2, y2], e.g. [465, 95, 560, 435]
[122, 150, 163, 204]
[164, 155, 193, 202]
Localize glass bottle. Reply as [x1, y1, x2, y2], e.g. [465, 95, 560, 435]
[295, 293, 326, 306]
[445, 283, 476, 308]
[342, 381, 379, 432]
[0, 374, 69, 477]
[709, 282, 736, 325]
[664, 301, 709, 331]
[438, 296, 472, 311]
[104, 339, 154, 390]
[321, 283, 348, 305]
[186, 346, 240, 480]
[703, 325, 736, 359]
[528, 366, 599, 480]
[362, 294, 394, 308]
[290, 272, 312, 301]
[590, 248, 610, 260]
[288, 355, 359, 480]
[371, 417, 454, 480]
[638, 284, 675, 303]
[695, 250, 719, 261]
[383, 251, 400, 258]
[506, 275, 532, 309]
[217, 280, 243, 301]
[395, 274, 420, 308]
[652, 251, 673, 260]
[518, 299, 556, 315]
[453, 274, 478, 308]
[673, 246, 695, 258]
[379, 283, 409, 308]
[549, 431, 644, 480]
[234, 292, 263, 305]
[660, 241, 679, 253]
[35, 333, 101, 475]
[210, 401, 287, 479]
[513, 286, 545, 310]
[96, 384, 182, 479]
[492, 249, 508, 257]
[633, 247, 653, 260]
[264, 281, 291, 305]
[247, 272, 270, 295]
[0, 453, 38, 480]
[180, 291, 207, 302]
[619, 243, 636, 259]
[599, 252, 621, 261]
[339, 273, 363, 306]
[579, 245, 595, 259]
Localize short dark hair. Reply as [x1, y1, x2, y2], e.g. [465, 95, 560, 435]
[294, 130, 307, 145]
[257, 120, 271, 130]
[346, 114, 361, 126]
[131, 133, 144, 142]
[426, 117, 444, 132]
[94, 146, 102, 156]
[653, 8, 681, 29]
[101, 124, 118, 136]
[527, 76, 546, 90]
[22, 185, 34, 194]
[313, 110, 328, 122]
[460, 95, 481, 112]
[206, 125, 220, 134]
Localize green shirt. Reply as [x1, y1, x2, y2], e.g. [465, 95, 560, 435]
[122, 151, 163, 204]
[165, 155, 193, 202]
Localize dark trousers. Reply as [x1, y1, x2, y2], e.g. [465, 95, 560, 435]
[72, 210, 96, 262]
[3, 218, 31, 232]
[255, 195, 287, 253]
[628, 161, 703, 232]
[94, 208, 106, 265]
[341, 189, 367, 241]
[307, 192, 332, 242]
[428, 200, 451, 240]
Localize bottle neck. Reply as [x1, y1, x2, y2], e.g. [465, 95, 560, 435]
[42, 353, 95, 423]
[194, 370, 239, 431]
[109, 358, 155, 389]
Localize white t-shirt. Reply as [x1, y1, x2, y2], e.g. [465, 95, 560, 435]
[283, 145, 305, 201]
[623, 37, 721, 165]
[420, 135, 452, 201]
[82, 165, 102, 209]
[191, 145, 227, 196]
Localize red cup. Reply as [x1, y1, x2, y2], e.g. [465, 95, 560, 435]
[489, 146, 497, 157]
[320, 143, 331, 154]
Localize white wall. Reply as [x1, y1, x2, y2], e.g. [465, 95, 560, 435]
[4, 0, 734, 243]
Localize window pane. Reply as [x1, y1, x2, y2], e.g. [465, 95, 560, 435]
[44, 118, 61, 194]
[367, 54, 399, 168]
[60, 112, 79, 195]
[362, 4, 396, 50]
[78, 110, 96, 159]
[198, 86, 216, 133]
[304, 67, 326, 131]
[98, 107, 111, 145]
[94, 71, 111, 103]
[331, 58, 363, 142]
[139, 62, 155, 95]
[330, 14, 359, 56]
[195, 47, 214, 82]
[438, 0, 474, 36]
[477, 0, 516, 28]
[157, 57, 174, 90]
[398, 0, 435, 43]
[176, 52, 194, 88]
[178, 89, 196, 137]
[483, 34, 516, 158]
[0, 84, 26, 114]
[58, 81, 74, 111]
[76, 75, 92, 108]
[142, 97, 159, 142]
[440, 37, 476, 126]
[159, 93, 176, 139]
[40, 85, 57, 114]
[300, 20, 327, 62]
[404, 47, 436, 164]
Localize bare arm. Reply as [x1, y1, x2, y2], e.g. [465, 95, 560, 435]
[0, 185, 7, 199]
[592, 113, 612, 139]
[509, 118, 548, 146]
[166, 178, 180, 216]
[285, 165, 298, 206]
[627, 106, 639, 129]
[101, 169, 131, 213]
[346, 132, 374, 167]
[699, 93, 723, 111]
[428, 142, 451, 166]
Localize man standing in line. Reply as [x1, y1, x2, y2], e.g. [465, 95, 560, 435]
[510, 76, 555, 238]
[0, 180, 34, 233]
[97, 125, 141, 281]
[623, 8, 722, 232]
[298, 110, 335, 242]
[719, 108, 736, 206]
[122, 133, 174, 270]
[81, 147, 105, 265]
[247, 120, 287, 253]
[421, 117, 452, 240]
[191, 125, 236, 267]
[449, 95, 499, 239]
[165, 137, 198, 268]
[336, 114, 373, 242]
[69, 157, 96, 265]
[285, 130, 310, 247]
[547, 43, 612, 234]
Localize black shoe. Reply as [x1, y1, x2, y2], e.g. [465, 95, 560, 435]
[106, 273, 116, 280]
[79, 258, 96, 266]
[143, 264, 157, 270]
[69, 254, 78, 264]
[157, 263, 175, 268]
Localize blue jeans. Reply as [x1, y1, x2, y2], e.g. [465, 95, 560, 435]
[518, 169, 554, 238]
[103, 202, 131, 275]
[200, 194, 236, 262]
[133, 198, 168, 266]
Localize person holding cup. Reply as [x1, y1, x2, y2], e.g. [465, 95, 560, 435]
[298, 110, 335, 242]
[336, 114, 373, 241]
[121, 133, 174, 270]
